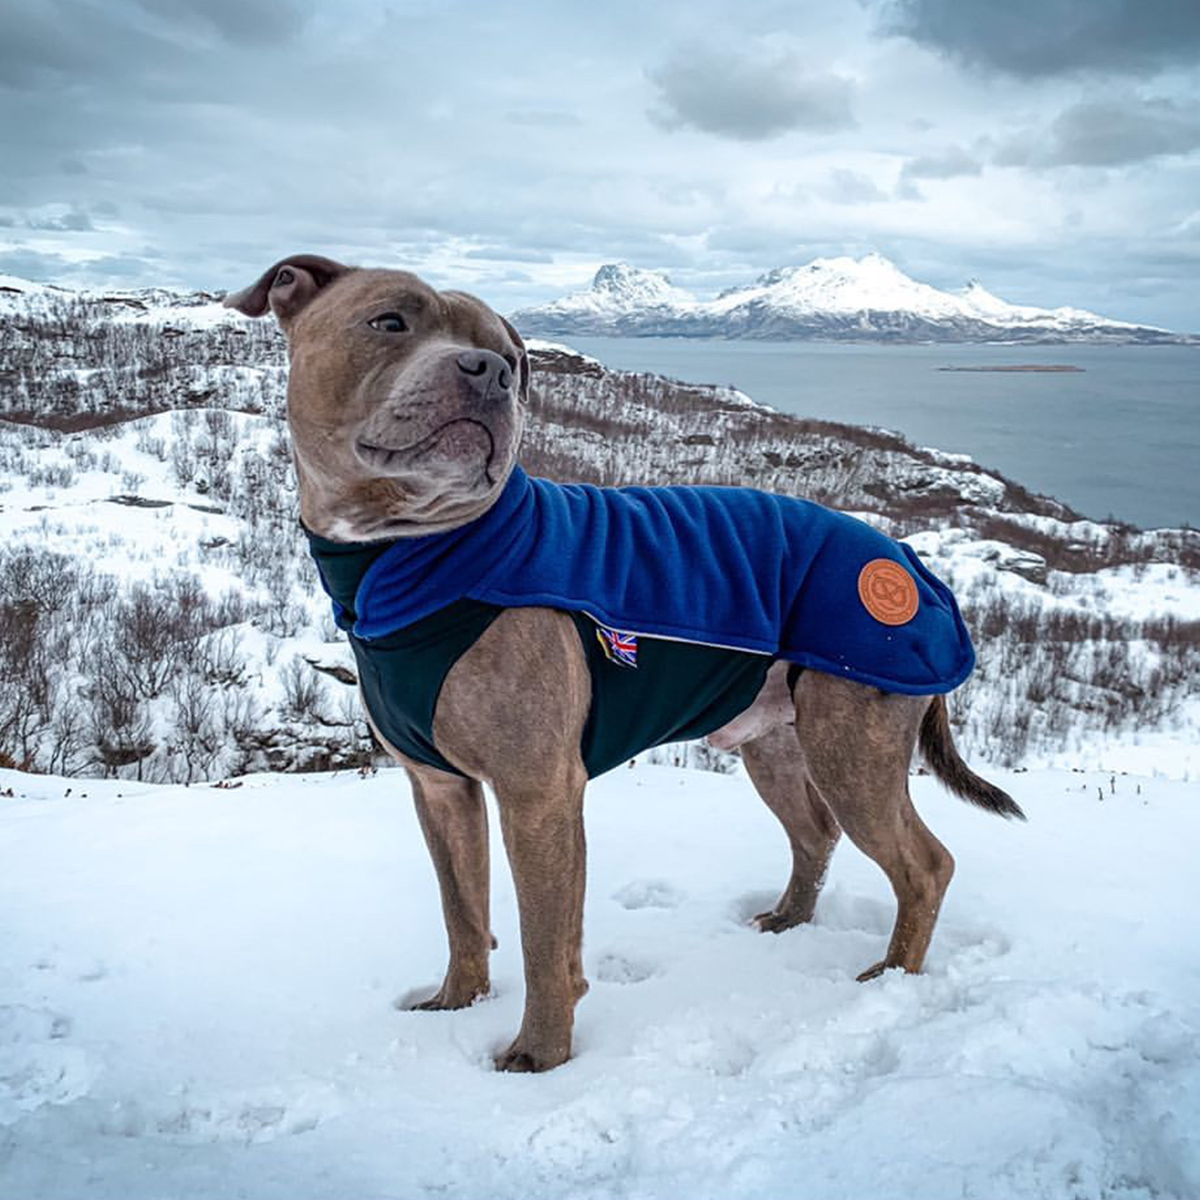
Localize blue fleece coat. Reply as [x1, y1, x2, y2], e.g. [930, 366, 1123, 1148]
[320, 467, 974, 696]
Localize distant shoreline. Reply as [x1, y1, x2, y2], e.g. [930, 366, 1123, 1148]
[936, 364, 1085, 373]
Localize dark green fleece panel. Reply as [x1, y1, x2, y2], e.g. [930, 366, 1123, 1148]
[346, 600, 502, 776]
[569, 614, 771, 777]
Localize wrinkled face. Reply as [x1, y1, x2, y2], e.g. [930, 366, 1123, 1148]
[225, 257, 528, 541]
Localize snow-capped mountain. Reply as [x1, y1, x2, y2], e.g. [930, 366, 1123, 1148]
[518, 262, 700, 335]
[512, 254, 1188, 343]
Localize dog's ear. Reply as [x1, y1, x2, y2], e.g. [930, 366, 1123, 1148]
[499, 315, 530, 404]
[223, 254, 354, 327]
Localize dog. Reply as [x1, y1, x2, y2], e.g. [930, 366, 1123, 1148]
[225, 255, 1022, 1073]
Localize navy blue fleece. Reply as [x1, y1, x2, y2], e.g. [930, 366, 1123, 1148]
[316, 466, 974, 696]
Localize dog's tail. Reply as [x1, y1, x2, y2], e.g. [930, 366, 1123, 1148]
[919, 695, 1025, 820]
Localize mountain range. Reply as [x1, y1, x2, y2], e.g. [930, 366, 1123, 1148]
[511, 254, 1190, 344]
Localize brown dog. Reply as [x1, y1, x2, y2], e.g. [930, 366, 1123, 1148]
[225, 256, 1022, 1073]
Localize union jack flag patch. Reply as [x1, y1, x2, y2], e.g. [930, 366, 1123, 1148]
[596, 624, 638, 668]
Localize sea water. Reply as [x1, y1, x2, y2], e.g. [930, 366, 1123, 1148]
[564, 338, 1200, 530]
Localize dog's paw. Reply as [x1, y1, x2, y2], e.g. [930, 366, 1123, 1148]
[753, 908, 806, 934]
[494, 1040, 569, 1074]
[395, 976, 491, 1012]
[408, 992, 480, 1012]
[856, 961, 895, 983]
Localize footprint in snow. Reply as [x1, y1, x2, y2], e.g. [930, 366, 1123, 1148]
[592, 952, 659, 985]
[813, 887, 893, 936]
[105, 1086, 338, 1144]
[0, 1005, 95, 1127]
[612, 879, 684, 910]
[937, 921, 1014, 964]
[730, 890, 784, 926]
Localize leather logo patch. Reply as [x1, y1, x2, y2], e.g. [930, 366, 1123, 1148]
[857, 558, 919, 626]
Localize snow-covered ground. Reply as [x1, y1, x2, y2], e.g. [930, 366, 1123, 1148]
[2, 761, 1197, 1199]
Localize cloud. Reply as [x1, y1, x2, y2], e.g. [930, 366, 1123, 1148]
[821, 169, 888, 205]
[464, 245, 556, 263]
[894, 143, 984, 199]
[0, 247, 73, 278]
[27, 208, 94, 231]
[504, 110, 582, 128]
[901, 144, 983, 180]
[879, 0, 1200, 78]
[996, 96, 1200, 167]
[0, 1, 181, 91]
[131, 0, 310, 46]
[0, 246, 163, 284]
[647, 43, 855, 140]
[78, 252, 163, 279]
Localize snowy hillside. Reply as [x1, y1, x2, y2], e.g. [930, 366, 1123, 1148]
[1, 275, 1199, 783]
[1, 761, 1197, 1199]
[512, 254, 1190, 343]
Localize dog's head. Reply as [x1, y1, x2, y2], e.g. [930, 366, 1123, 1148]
[225, 255, 529, 540]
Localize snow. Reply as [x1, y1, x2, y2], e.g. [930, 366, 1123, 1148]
[2, 760, 1197, 1199]
[0, 273, 236, 329]
[709, 254, 963, 319]
[953, 280, 1152, 332]
[0, 411, 263, 589]
[0, 275, 65, 299]
[524, 337, 599, 361]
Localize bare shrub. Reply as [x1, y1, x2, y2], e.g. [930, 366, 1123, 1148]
[281, 656, 326, 723]
[102, 583, 186, 699]
[196, 628, 248, 687]
[168, 674, 223, 783]
[89, 658, 156, 778]
[0, 598, 50, 768]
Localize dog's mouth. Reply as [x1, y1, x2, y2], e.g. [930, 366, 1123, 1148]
[356, 419, 496, 480]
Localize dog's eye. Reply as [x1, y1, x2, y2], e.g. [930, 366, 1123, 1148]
[369, 312, 408, 334]
[274, 267, 295, 287]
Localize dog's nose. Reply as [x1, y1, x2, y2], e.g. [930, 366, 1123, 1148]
[456, 349, 513, 395]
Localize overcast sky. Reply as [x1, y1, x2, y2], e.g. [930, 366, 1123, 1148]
[3, 0, 1200, 329]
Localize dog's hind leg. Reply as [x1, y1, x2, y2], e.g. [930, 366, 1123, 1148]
[793, 673, 955, 980]
[403, 764, 494, 1010]
[741, 723, 841, 932]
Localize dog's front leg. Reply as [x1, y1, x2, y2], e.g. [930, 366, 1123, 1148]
[492, 759, 589, 1073]
[427, 607, 592, 1071]
[404, 764, 494, 1010]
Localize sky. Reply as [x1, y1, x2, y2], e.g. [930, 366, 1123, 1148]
[2, 0, 1200, 330]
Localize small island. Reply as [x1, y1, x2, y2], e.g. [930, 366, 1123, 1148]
[936, 364, 1085, 373]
